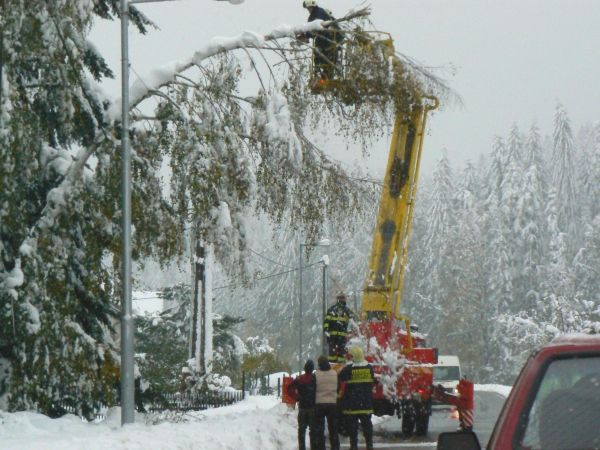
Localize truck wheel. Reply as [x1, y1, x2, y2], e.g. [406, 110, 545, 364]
[415, 408, 430, 436]
[402, 408, 415, 436]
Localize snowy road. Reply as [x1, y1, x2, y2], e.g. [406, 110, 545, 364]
[337, 391, 506, 450]
[0, 388, 508, 450]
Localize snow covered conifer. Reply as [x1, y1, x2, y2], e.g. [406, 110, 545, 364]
[0, 0, 152, 416]
[551, 103, 578, 249]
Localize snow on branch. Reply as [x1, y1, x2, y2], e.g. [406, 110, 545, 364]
[107, 7, 370, 120]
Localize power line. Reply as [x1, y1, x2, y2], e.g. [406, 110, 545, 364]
[248, 248, 294, 269]
[131, 258, 340, 300]
[214, 260, 324, 291]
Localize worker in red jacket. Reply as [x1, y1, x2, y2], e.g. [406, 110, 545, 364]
[287, 359, 317, 450]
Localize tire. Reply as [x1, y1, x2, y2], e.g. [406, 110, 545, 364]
[415, 408, 430, 436]
[401, 404, 415, 436]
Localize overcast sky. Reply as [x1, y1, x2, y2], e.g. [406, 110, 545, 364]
[90, 0, 600, 175]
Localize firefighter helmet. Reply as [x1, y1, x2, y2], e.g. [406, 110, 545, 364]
[303, 0, 317, 8]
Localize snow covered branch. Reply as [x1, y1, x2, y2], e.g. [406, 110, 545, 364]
[107, 7, 371, 120]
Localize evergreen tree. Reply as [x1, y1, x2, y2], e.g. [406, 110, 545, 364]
[551, 103, 578, 249]
[516, 164, 545, 310]
[486, 136, 506, 203]
[573, 215, 600, 334]
[135, 284, 247, 396]
[525, 122, 548, 197]
[411, 153, 455, 344]
[580, 123, 600, 219]
[439, 162, 488, 380]
[0, 0, 151, 416]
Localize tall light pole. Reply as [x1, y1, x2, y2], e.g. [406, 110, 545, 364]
[321, 254, 329, 356]
[120, 0, 134, 426]
[119, 0, 242, 425]
[298, 238, 330, 370]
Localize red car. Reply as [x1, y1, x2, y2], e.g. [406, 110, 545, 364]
[438, 333, 600, 450]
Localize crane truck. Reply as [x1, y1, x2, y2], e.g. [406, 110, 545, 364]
[285, 33, 474, 437]
[352, 70, 438, 436]
[344, 37, 476, 436]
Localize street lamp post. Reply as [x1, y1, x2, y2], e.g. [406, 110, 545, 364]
[120, 0, 134, 426]
[298, 238, 330, 370]
[321, 255, 329, 356]
[119, 0, 241, 425]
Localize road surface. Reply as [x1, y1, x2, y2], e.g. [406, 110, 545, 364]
[339, 390, 506, 449]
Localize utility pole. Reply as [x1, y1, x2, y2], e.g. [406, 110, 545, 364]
[321, 256, 329, 356]
[189, 230, 205, 358]
[298, 243, 303, 371]
[298, 239, 331, 370]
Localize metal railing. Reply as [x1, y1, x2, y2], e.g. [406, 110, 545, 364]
[49, 371, 285, 422]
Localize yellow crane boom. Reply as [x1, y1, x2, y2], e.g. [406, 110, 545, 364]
[361, 97, 438, 320]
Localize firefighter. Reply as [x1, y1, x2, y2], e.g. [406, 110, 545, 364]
[338, 346, 374, 450]
[324, 292, 354, 363]
[301, 0, 344, 81]
[287, 359, 317, 450]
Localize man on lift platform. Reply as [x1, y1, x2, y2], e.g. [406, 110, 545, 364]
[300, 1, 344, 85]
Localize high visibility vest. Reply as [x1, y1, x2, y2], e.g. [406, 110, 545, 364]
[339, 362, 374, 415]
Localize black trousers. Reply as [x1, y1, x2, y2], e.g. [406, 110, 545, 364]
[315, 403, 340, 450]
[313, 39, 339, 80]
[298, 408, 316, 450]
[345, 413, 373, 450]
[327, 336, 346, 363]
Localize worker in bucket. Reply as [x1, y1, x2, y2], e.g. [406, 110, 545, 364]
[323, 292, 353, 363]
[300, 0, 344, 81]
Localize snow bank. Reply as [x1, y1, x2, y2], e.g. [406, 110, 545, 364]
[0, 396, 296, 450]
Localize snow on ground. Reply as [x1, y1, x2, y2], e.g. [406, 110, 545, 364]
[0, 396, 296, 450]
[0, 385, 512, 450]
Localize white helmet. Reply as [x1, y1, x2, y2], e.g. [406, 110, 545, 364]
[303, 0, 317, 8]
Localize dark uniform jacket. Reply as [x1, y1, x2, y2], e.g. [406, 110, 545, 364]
[338, 361, 375, 415]
[324, 301, 353, 338]
[287, 372, 317, 409]
[307, 6, 343, 47]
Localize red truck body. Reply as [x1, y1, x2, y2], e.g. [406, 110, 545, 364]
[439, 334, 600, 450]
[361, 320, 436, 406]
[487, 334, 600, 450]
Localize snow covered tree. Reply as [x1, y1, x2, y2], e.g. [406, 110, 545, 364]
[135, 284, 247, 397]
[516, 164, 545, 309]
[1, 2, 452, 413]
[409, 152, 455, 344]
[215, 186, 378, 369]
[486, 136, 506, 203]
[438, 162, 489, 380]
[580, 123, 600, 219]
[551, 103, 579, 250]
[525, 122, 549, 197]
[573, 215, 600, 332]
[0, 0, 153, 416]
